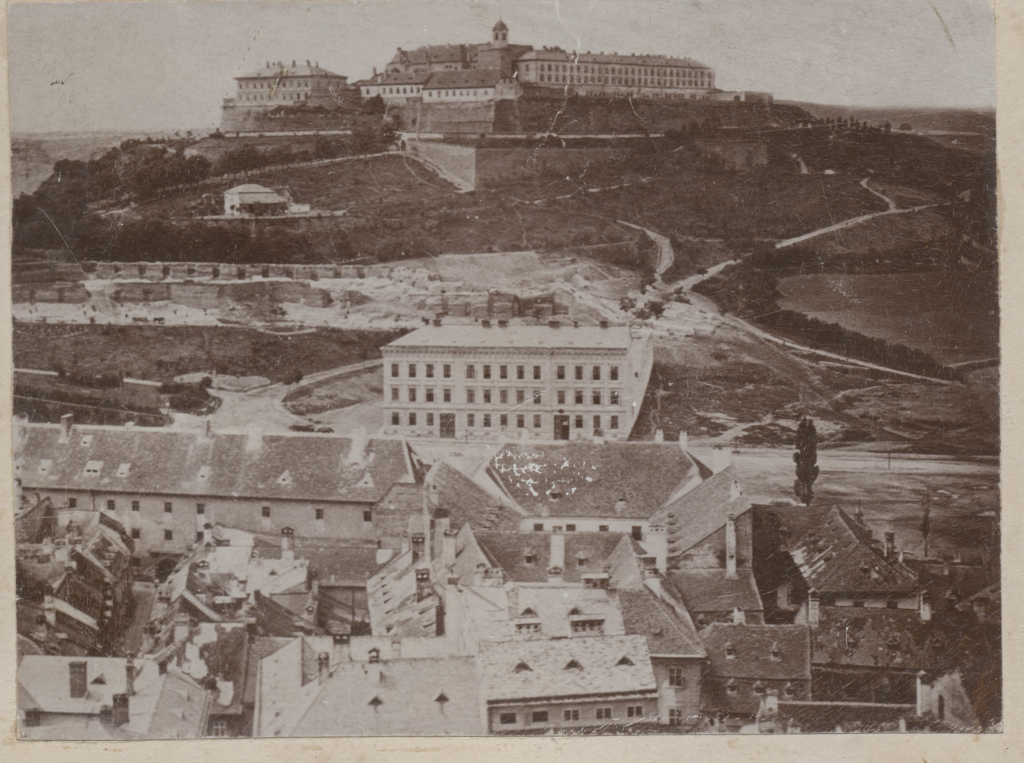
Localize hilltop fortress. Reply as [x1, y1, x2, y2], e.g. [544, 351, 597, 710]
[220, 20, 774, 136]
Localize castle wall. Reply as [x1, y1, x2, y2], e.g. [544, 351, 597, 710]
[407, 140, 477, 189]
[220, 104, 357, 135]
[12, 282, 90, 304]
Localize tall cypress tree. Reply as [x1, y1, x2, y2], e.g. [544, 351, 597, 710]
[793, 417, 820, 505]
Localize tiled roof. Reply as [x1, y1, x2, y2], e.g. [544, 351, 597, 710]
[812, 607, 981, 671]
[424, 69, 506, 90]
[18, 424, 413, 503]
[700, 624, 812, 682]
[429, 461, 524, 532]
[386, 323, 636, 350]
[357, 71, 432, 86]
[242, 637, 292, 705]
[290, 657, 483, 736]
[786, 506, 919, 596]
[665, 568, 763, 615]
[618, 588, 705, 657]
[388, 44, 480, 66]
[478, 635, 656, 701]
[490, 442, 701, 518]
[239, 62, 345, 79]
[252, 535, 382, 588]
[652, 466, 751, 558]
[473, 531, 624, 583]
[514, 47, 711, 69]
[510, 586, 626, 639]
[225, 184, 277, 194]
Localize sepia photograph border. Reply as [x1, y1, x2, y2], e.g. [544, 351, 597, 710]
[0, 0, 1019, 760]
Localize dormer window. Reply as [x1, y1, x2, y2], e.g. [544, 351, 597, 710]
[524, 554, 536, 565]
[726, 681, 738, 694]
[770, 644, 782, 661]
[577, 556, 588, 568]
[616, 656, 634, 666]
[725, 643, 735, 659]
[520, 608, 537, 618]
[116, 463, 131, 478]
[277, 471, 292, 487]
[513, 661, 532, 673]
[435, 692, 449, 705]
[564, 659, 583, 670]
[568, 607, 581, 617]
[84, 460, 103, 476]
[368, 696, 383, 707]
[783, 682, 794, 698]
[753, 682, 766, 696]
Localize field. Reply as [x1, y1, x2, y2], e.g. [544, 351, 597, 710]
[777, 271, 999, 365]
[12, 324, 405, 383]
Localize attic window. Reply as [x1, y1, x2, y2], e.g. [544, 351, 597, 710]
[577, 557, 588, 567]
[277, 471, 292, 487]
[568, 607, 581, 617]
[116, 463, 131, 478]
[726, 681, 738, 694]
[725, 644, 736, 659]
[513, 661, 532, 673]
[524, 554, 536, 565]
[770, 644, 781, 661]
[84, 460, 103, 476]
[564, 659, 583, 670]
[91, 675, 106, 685]
[368, 696, 384, 707]
[435, 692, 449, 704]
[753, 682, 766, 696]
[38, 460, 52, 476]
[616, 656, 634, 666]
[79, 435, 94, 447]
[520, 608, 537, 618]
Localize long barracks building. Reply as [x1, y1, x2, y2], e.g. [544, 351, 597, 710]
[380, 321, 653, 442]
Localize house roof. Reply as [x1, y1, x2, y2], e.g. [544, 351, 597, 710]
[473, 531, 625, 583]
[478, 635, 656, 702]
[700, 624, 812, 682]
[289, 657, 483, 736]
[489, 442, 701, 518]
[652, 466, 751, 560]
[618, 587, 705, 657]
[18, 424, 413, 503]
[243, 637, 293, 705]
[665, 568, 763, 616]
[514, 47, 711, 69]
[429, 461, 523, 532]
[238, 62, 345, 79]
[424, 69, 506, 90]
[388, 44, 480, 67]
[386, 323, 636, 350]
[356, 71, 432, 87]
[785, 506, 919, 596]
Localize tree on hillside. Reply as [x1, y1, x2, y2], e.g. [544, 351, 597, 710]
[793, 417, 820, 505]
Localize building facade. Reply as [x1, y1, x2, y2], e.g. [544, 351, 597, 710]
[380, 322, 653, 441]
[230, 60, 355, 109]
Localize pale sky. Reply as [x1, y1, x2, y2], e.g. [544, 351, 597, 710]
[8, 0, 996, 134]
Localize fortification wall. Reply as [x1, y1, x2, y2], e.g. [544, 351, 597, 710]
[220, 104, 356, 135]
[493, 96, 771, 134]
[107, 281, 332, 308]
[86, 260, 435, 284]
[407, 140, 477, 189]
[416, 102, 496, 135]
[12, 282, 90, 304]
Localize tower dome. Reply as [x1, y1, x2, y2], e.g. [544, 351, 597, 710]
[492, 19, 509, 46]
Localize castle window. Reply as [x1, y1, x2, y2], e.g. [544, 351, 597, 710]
[483, 389, 491, 403]
[408, 388, 417, 402]
[443, 389, 452, 403]
[533, 365, 541, 380]
[467, 414, 475, 427]
[592, 391, 602, 405]
[610, 366, 619, 381]
[443, 364, 451, 378]
[669, 667, 686, 687]
[575, 416, 583, 429]
[426, 388, 435, 402]
[575, 366, 583, 380]
[427, 413, 435, 426]
[483, 365, 491, 379]
[500, 389, 508, 404]
[516, 390, 525, 404]
[392, 387, 400, 401]
[533, 415, 542, 428]
[408, 363, 416, 377]
[391, 363, 399, 378]
[391, 412, 400, 426]
[594, 415, 602, 430]
[534, 391, 542, 405]
[575, 390, 584, 405]
[426, 364, 434, 378]
[132, 501, 140, 512]
[610, 416, 619, 429]
[483, 414, 492, 427]
[466, 389, 475, 404]
[517, 365, 525, 380]
[409, 412, 417, 426]
[500, 365, 508, 379]
[557, 390, 566, 405]
[466, 365, 475, 379]
[500, 414, 508, 427]
[500, 712, 517, 724]
[610, 390, 620, 405]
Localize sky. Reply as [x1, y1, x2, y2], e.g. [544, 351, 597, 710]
[8, 0, 996, 134]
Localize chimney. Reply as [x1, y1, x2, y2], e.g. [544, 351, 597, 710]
[807, 589, 820, 627]
[347, 426, 369, 466]
[654, 429, 664, 443]
[645, 525, 668, 573]
[59, 413, 73, 444]
[203, 419, 213, 439]
[281, 526, 294, 558]
[473, 563, 487, 586]
[855, 506, 865, 525]
[885, 532, 896, 561]
[764, 689, 779, 715]
[547, 565, 564, 584]
[309, 569, 320, 597]
[550, 527, 565, 571]
[678, 430, 688, 452]
[111, 693, 129, 727]
[317, 652, 330, 684]
[642, 565, 663, 598]
[898, 549, 905, 564]
[725, 514, 737, 579]
[920, 592, 932, 621]
[732, 606, 746, 625]
[415, 568, 431, 601]
[433, 513, 450, 560]
[711, 447, 731, 474]
[125, 654, 136, 697]
[443, 530, 457, 569]
[730, 480, 742, 502]
[916, 671, 930, 716]
[69, 661, 88, 699]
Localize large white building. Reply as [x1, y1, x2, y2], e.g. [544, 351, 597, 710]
[380, 321, 653, 442]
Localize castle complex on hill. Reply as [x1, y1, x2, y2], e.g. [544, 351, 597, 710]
[220, 20, 772, 135]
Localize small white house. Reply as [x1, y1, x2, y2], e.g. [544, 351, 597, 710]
[223, 184, 290, 217]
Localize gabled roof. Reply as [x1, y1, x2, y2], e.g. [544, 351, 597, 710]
[428, 461, 524, 532]
[386, 323, 636, 350]
[289, 657, 483, 736]
[489, 442, 701, 518]
[700, 623, 812, 682]
[478, 635, 656, 701]
[618, 587, 705, 657]
[652, 466, 751, 559]
[473, 531, 624, 583]
[18, 424, 412, 503]
[786, 506, 919, 596]
[513, 48, 711, 69]
[424, 69, 506, 90]
[356, 71, 433, 87]
[388, 44, 480, 67]
[238, 62, 345, 79]
[665, 568, 763, 616]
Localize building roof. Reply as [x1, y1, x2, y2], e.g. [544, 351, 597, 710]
[618, 587, 705, 657]
[478, 635, 656, 702]
[238, 62, 345, 79]
[224, 185, 287, 205]
[388, 44, 480, 67]
[652, 466, 751, 560]
[786, 506, 919, 597]
[489, 442, 701, 518]
[700, 624, 812, 682]
[356, 71, 433, 87]
[514, 47, 711, 69]
[243, 637, 292, 705]
[428, 461, 524, 532]
[424, 69, 506, 90]
[18, 424, 413, 504]
[385, 323, 637, 350]
[289, 657, 483, 736]
[665, 568, 763, 616]
[473, 531, 625, 583]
